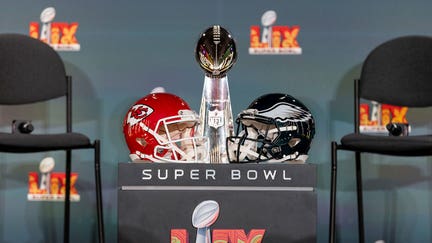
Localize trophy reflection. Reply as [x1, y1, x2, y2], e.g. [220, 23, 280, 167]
[195, 25, 237, 163]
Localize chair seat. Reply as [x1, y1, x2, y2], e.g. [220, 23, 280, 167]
[0, 132, 92, 153]
[340, 133, 432, 156]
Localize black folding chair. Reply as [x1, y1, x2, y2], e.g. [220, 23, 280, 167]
[0, 33, 105, 243]
[329, 36, 432, 243]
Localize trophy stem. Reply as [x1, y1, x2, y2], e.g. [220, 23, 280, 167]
[195, 227, 210, 243]
[39, 173, 50, 193]
[198, 76, 234, 164]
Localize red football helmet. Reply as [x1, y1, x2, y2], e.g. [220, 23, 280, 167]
[123, 93, 209, 162]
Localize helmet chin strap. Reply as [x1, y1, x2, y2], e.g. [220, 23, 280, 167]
[129, 151, 160, 162]
[294, 154, 308, 163]
[265, 154, 308, 163]
[129, 153, 140, 161]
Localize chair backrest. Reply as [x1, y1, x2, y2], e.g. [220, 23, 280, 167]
[359, 35, 432, 107]
[0, 33, 67, 105]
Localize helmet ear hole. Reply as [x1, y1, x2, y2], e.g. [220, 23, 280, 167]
[288, 138, 301, 148]
[136, 138, 147, 147]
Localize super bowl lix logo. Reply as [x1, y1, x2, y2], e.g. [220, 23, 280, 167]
[171, 200, 265, 243]
[249, 10, 302, 55]
[29, 7, 80, 51]
[359, 101, 409, 134]
[28, 157, 80, 202]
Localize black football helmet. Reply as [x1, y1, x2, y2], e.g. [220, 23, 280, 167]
[227, 93, 315, 163]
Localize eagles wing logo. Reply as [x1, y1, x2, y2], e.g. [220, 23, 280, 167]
[127, 104, 154, 126]
[259, 102, 311, 122]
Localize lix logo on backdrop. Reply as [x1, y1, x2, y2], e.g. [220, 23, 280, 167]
[171, 200, 266, 243]
[29, 7, 80, 51]
[249, 10, 302, 55]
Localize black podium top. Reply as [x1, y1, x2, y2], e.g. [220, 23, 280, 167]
[118, 162, 317, 243]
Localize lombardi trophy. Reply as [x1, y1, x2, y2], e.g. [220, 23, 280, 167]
[39, 157, 55, 193]
[192, 200, 220, 243]
[39, 7, 56, 44]
[261, 10, 277, 47]
[195, 25, 237, 163]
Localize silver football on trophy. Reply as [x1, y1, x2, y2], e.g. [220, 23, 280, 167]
[40, 7, 56, 23]
[195, 25, 237, 77]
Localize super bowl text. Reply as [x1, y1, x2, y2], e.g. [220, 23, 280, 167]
[141, 168, 292, 181]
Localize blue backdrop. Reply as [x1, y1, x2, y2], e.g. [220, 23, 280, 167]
[1, 0, 432, 242]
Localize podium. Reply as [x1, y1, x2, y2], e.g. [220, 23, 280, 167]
[118, 162, 317, 242]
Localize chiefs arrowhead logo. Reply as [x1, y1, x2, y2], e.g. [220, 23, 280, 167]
[127, 104, 154, 126]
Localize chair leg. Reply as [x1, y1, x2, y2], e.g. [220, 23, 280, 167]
[94, 140, 105, 243]
[64, 150, 72, 243]
[329, 141, 338, 243]
[355, 152, 365, 243]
